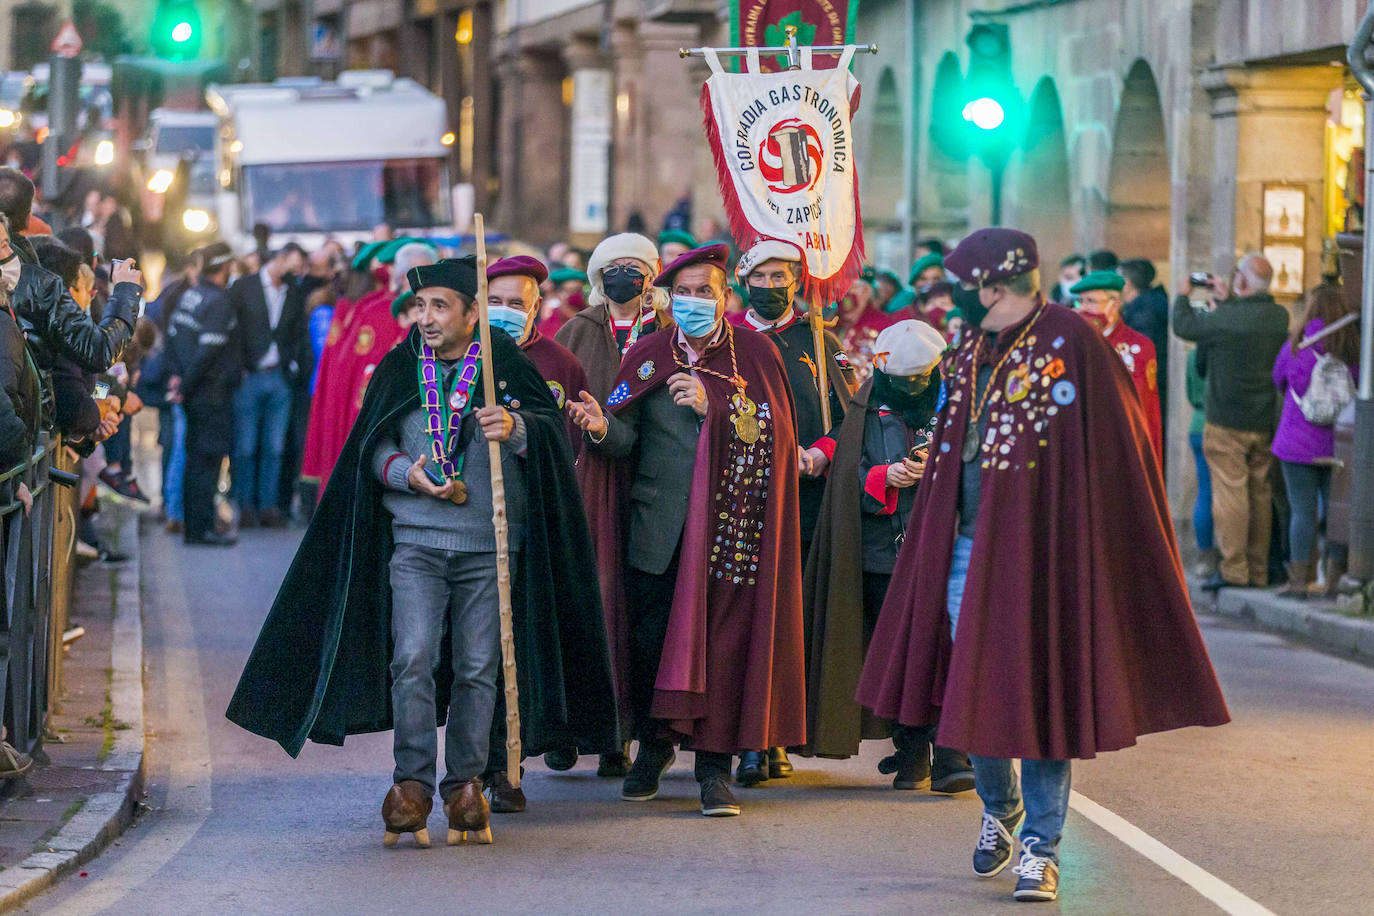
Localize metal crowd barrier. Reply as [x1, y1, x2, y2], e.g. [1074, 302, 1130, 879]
[0, 438, 78, 758]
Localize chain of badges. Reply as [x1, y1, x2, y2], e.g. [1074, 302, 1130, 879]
[709, 399, 774, 586]
[939, 332, 1074, 475]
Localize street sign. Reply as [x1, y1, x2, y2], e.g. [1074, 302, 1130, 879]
[51, 20, 83, 58]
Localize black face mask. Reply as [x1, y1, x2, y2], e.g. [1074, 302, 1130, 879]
[952, 284, 989, 329]
[747, 285, 792, 321]
[602, 266, 646, 304]
[872, 369, 941, 427]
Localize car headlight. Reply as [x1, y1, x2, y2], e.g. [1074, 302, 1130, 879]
[0, 109, 16, 128]
[182, 209, 211, 233]
[147, 169, 174, 193]
[94, 140, 114, 166]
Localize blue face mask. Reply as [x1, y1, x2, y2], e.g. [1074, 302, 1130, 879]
[487, 305, 529, 341]
[671, 294, 721, 338]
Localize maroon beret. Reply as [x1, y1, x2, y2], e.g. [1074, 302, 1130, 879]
[487, 255, 549, 285]
[653, 243, 731, 288]
[944, 228, 1039, 285]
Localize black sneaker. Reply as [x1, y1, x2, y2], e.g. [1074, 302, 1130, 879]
[1012, 844, 1059, 902]
[734, 750, 768, 786]
[543, 746, 578, 771]
[621, 742, 675, 801]
[973, 807, 1025, 877]
[699, 776, 740, 817]
[930, 746, 976, 794]
[878, 748, 931, 790]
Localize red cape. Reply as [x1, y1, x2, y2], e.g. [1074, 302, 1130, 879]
[519, 325, 589, 450]
[300, 288, 403, 492]
[582, 324, 806, 752]
[1105, 321, 1163, 468]
[856, 302, 1228, 759]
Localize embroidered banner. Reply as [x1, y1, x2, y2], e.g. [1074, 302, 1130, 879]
[729, 0, 859, 73]
[701, 47, 865, 303]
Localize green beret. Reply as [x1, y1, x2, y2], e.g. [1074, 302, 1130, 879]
[883, 288, 915, 315]
[1070, 269, 1125, 294]
[390, 290, 415, 319]
[908, 252, 944, 285]
[378, 236, 439, 264]
[877, 269, 903, 288]
[657, 229, 696, 249]
[549, 267, 588, 285]
[351, 240, 387, 272]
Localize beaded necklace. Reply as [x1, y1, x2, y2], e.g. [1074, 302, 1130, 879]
[418, 339, 482, 503]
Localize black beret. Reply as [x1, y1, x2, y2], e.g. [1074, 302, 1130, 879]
[407, 256, 478, 298]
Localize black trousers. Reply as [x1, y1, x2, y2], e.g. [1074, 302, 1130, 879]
[184, 400, 231, 540]
[626, 544, 682, 744]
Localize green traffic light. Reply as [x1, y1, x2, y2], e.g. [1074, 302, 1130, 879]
[171, 21, 194, 43]
[962, 97, 1005, 131]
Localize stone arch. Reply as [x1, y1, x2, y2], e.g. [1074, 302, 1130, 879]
[1009, 77, 1074, 268]
[862, 66, 905, 224]
[1105, 59, 1170, 264]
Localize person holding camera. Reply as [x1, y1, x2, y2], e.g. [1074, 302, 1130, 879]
[1172, 255, 1290, 590]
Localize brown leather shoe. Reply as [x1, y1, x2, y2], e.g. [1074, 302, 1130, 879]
[487, 770, 526, 814]
[381, 780, 432, 847]
[259, 508, 286, 528]
[444, 776, 493, 844]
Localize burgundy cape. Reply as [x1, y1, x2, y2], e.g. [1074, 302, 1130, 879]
[855, 302, 1229, 760]
[582, 324, 807, 753]
[519, 325, 589, 449]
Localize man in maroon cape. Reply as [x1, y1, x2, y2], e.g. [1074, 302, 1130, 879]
[301, 243, 436, 493]
[855, 228, 1229, 903]
[484, 256, 589, 453]
[569, 244, 806, 818]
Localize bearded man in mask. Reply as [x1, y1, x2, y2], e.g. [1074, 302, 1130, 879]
[799, 319, 974, 794]
[570, 244, 805, 820]
[856, 229, 1228, 903]
[733, 237, 854, 787]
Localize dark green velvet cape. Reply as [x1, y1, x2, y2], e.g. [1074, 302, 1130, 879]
[226, 326, 619, 758]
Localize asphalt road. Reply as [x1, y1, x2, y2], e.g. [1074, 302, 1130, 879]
[23, 524, 1369, 915]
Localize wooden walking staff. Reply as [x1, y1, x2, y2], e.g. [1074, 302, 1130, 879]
[473, 213, 522, 788]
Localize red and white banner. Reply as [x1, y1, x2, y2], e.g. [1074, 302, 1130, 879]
[700, 47, 864, 303]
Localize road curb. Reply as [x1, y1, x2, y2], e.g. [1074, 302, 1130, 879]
[0, 507, 146, 911]
[1198, 582, 1374, 666]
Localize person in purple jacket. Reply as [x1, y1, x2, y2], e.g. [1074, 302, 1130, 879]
[1271, 284, 1359, 597]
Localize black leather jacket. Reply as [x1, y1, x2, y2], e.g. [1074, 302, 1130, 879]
[12, 262, 136, 373]
[1, 301, 40, 467]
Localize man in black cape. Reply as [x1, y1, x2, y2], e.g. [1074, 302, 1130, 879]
[227, 256, 617, 848]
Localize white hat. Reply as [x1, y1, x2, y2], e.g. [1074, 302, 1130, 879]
[735, 238, 803, 280]
[872, 320, 947, 376]
[588, 232, 659, 282]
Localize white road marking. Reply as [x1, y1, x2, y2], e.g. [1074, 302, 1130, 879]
[1071, 791, 1277, 916]
[45, 551, 214, 916]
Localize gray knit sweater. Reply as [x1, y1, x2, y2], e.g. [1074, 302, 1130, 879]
[371, 401, 528, 554]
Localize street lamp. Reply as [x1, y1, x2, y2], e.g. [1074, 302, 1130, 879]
[962, 97, 1005, 131]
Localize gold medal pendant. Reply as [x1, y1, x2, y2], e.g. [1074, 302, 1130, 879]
[732, 393, 761, 444]
[448, 479, 468, 504]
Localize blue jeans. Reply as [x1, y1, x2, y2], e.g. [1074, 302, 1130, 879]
[1280, 460, 1330, 564]
[165, 404, 187, 523]
[232, 368, 291, 512]
[388, 544, 503, 799]
[1190, 431, 1214, 551]
[947, 535, 1072, 862]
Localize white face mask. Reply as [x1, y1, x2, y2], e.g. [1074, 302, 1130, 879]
[0, 253, 20, 294]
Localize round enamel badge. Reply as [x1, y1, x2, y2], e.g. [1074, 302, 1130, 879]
[637, 360, 655, 381]
[1051, 380, 1077, 406]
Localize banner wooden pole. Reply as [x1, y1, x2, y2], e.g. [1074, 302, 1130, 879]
[810, 287, 832, 431]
